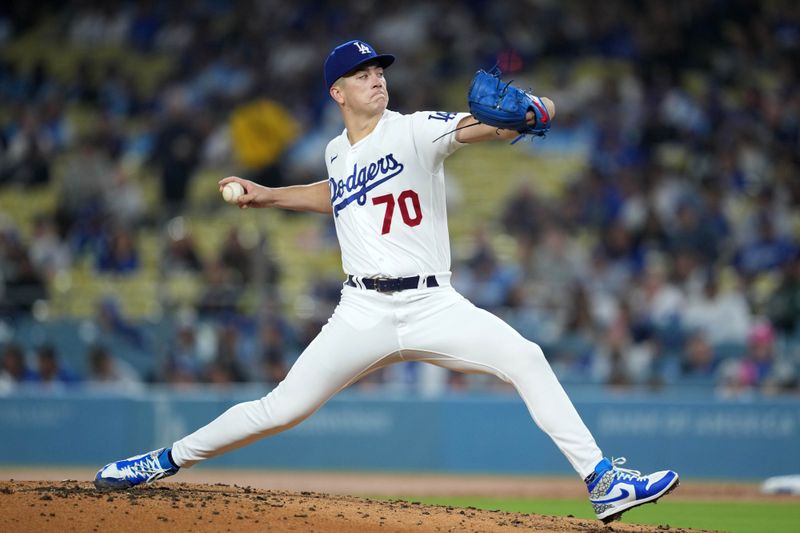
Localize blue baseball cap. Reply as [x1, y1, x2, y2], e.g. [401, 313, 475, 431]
[324, 39, 395, 89]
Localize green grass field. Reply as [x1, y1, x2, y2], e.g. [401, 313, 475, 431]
[399, 496, 800, 533]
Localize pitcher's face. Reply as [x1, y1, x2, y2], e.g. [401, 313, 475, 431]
[332, 63, 388, 116]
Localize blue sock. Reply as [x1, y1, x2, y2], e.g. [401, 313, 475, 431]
[585, 458, 612, 490]
[159, 448, 179, 470]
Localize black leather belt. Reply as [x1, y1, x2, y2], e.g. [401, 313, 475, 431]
[346, 275, 439, 293]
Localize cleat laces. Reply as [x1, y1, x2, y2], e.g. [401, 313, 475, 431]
[610, 457, 645, 481]
[119, 453, 168, 482]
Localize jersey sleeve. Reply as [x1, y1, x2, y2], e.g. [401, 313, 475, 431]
[410, 111, 471, 173]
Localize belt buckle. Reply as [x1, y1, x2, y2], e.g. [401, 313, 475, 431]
[373, 277, 393, 293]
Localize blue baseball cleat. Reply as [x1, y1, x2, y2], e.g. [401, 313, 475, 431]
[94, 447, 179, 490]
[587, 457, 679, 523]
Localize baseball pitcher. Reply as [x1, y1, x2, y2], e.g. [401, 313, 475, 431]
[95, 40, 679, 523]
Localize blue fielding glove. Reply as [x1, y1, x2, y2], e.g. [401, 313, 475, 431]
[467, 67, 551, 138]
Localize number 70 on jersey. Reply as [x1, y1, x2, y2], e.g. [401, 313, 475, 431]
[372, 189, 422, 235]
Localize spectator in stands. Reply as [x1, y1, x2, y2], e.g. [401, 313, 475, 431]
[601, 299, 662, 388]
[86, 344, 142, 391]
[679, 331, 720, 386]
[203, 322, 248, 385]
[737, 186, 795, 249]
[0, 227, 47, 314]
[551, 283, 601, 381]
[629, 257, 685, 339]
[765, 252, 800, 336]
[164, 323, 204, 385]
[67, 4, 130, 47]
[196, 259, 240, 319]
[259, 319, 288, 385]
[162, 231, 204, 275]
[0, 343, 37, 386]
[95, 296, 147, 350]
[683, 270, 752, 347]
[98, 63, 139, 119]
[95, 227, 140, 274]
[217, 225, 279, 288]
[218, 227, 253, 284]
[57, 133, 114, 223]
[665, 199, 714, 260]
[695, 178, 731, 262]
[128, 1, 162, 51]
[454, 231, 521, 312]
[152, 88, 203, 215]
[28, 214, 72, 279]
[154, 10, 194, 54]
[103, 168, 146, 227]
[0, 124, 50, 186]
[719, 322, 796, 395]
[0, 104, 63, 186]
[499, 282, 560, 348]
[213, 322, 252, 381]
[522, 223, 586, 308]
[630, 206, 670, 266]
[581, 245, 631, 303]
[733, 215, 796, 278]
[599, 218, 642, 284]
[34, 344, 80, 387]
[670, 250, 705, 296]
[501, 181, 543, 241]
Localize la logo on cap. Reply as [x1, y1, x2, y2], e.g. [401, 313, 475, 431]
[354, 41, 371, 54]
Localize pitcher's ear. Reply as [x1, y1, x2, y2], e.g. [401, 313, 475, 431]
[330, 82, 345, 105]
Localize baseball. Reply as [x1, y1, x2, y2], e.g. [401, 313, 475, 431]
[222, 181, 245, 203]
[541, 96, 556, 119]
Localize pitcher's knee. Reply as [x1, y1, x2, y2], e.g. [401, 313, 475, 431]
[509, 341, 549, 374]
[529, 341, 546, 360]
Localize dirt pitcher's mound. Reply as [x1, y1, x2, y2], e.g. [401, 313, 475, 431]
[1, 480, 696, 533]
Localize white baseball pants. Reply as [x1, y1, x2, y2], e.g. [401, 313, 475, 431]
[171, 278, 603, 478]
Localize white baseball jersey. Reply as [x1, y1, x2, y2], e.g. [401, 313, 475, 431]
[325, 109, 469, 277]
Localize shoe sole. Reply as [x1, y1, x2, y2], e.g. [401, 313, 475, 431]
[93, 467, 178, 491]
[93, 477, 134, 491]
[598, 477, 680, 524]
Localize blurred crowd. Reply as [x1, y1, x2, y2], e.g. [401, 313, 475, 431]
[1, 0, 799, 395]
